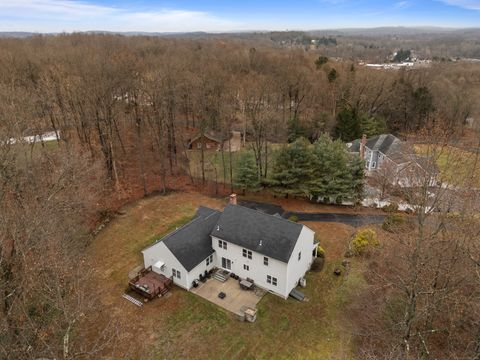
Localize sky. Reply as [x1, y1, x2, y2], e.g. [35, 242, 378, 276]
[0, 0, 480, 33]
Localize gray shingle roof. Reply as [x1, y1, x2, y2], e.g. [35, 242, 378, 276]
[161, 208, 220, 272]
[347, 134, 410, 162]
[211, 204, 304, 263]
[366, 134, 403, 154]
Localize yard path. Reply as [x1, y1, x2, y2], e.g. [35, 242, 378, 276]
[239, 200, 386, 226]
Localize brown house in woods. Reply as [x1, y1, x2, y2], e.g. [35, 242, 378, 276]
[188, 130, 243, 152]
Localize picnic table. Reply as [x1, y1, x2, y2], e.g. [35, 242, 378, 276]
[239, 279, 254, 290]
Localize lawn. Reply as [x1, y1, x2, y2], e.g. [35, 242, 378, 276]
[415, 144, 480, 187]
[88, 192, 367, 359]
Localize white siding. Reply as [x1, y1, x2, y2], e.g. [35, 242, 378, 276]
[285, 226, 316, 298]
[141, 242, 188, 290]
[186, 253, 216, 289]
[212, 235, 288, 298]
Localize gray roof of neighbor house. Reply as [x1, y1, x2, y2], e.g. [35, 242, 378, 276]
[211, 204, 305, 263]
[348, 134, 408, 162]
[157, 207, 221, 272]
[367, 134, 404, 154]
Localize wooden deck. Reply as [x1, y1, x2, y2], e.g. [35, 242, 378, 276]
[129, 268, 173, 300]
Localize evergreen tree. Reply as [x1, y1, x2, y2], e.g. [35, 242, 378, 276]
[307, 135, 365, 203]
[349, 155, 366, 203]
[234, 151, 259, 194]
[334, 106, 362, 141]
[308, 135, 352, 203]
[270, 138, 314, 197]
[360, 115, 387, 137]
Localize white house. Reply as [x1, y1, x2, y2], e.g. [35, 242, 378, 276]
[141, 196, 317, 299]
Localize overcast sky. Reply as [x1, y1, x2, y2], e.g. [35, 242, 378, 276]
[1, 0, 480, 33]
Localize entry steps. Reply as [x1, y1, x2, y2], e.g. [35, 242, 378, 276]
[122, 293, 143, 307]
[213, 269, 230, 282]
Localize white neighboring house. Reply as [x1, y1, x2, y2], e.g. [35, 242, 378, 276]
[347, 134, 438, 187]
[141, 197, 317, 299]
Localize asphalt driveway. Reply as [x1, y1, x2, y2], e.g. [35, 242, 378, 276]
[239, 200, 386, 227]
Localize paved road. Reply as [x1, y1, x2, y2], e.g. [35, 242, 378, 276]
[239, 200, 386, 227]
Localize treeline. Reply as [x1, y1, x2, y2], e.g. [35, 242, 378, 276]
[0, 34, 476, 191]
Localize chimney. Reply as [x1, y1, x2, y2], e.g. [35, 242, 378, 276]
[360, 134, 367, 160]
[229, 193, 237, 205]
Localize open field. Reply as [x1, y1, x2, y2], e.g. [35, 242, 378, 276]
[88, 191, 370, 359]
[415, 144, 480, 188]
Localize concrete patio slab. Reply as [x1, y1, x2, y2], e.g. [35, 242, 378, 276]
[191, 277, 264, 315]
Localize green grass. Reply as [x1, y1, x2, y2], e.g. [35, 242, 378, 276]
[149, 258, 366, 359]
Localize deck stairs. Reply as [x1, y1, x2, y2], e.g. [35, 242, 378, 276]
[213, 269, 230, 282]
[122, 293, 143, 307]
[159, 286, 169, 296]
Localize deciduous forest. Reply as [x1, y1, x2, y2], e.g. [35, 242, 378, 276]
[1, 34, 479, 359]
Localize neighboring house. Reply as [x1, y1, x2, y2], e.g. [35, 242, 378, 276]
[347, 134, 437, 187]
[141, 195, 317, 299]
[188, 130, 242, 152]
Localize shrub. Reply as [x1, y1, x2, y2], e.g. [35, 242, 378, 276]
[288, 214, 299, 222]
[317, 245, 325, 258]
[382, 214, 407, 232]
[382, 202, 399, 213]
[351, 228, 379, 255]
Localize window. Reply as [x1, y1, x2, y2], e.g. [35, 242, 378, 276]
[243, 264, 249, 271]
[218, 240, 227, 250]
[242, 249, 252, 259]
[372, 162, 377, 169]
[206, 254, 213, 266]
[264, 257, 269, 266]
[172, 269, 182, 279]
[267, 275, 277, 286]
[197, 142, 201, 149]
[298, 251, 301, 261]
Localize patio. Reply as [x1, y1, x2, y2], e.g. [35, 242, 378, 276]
[191, 276, 265, 315]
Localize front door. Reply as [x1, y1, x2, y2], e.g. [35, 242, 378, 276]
[221, 257, 231, 270]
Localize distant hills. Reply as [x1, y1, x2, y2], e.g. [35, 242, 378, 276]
[1, 27, 480, 39]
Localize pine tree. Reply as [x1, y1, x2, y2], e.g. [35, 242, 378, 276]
[334, 106, 362, 141]
[234, 151, 259, 194]
[308, 134, 365, 203]
[360, 115, 387, 137]
[349, 155, 366, 203]
[270, 138, 314, 197]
